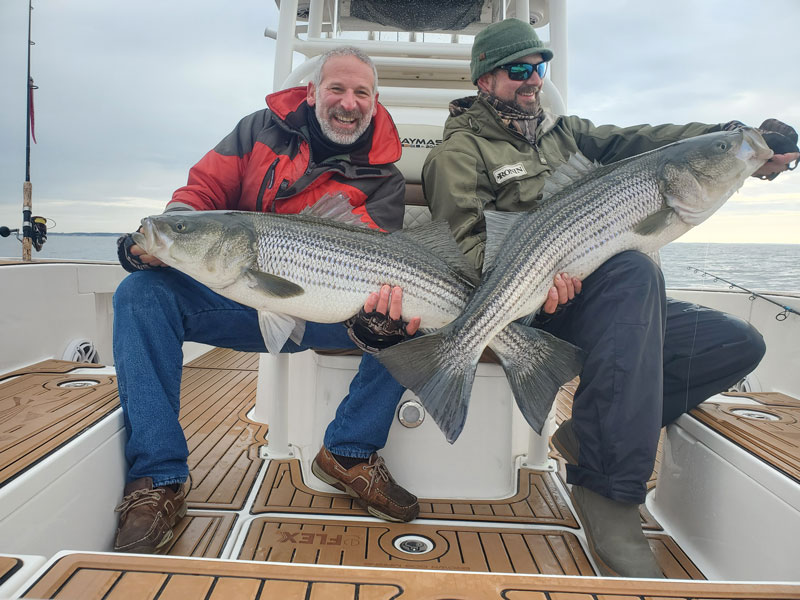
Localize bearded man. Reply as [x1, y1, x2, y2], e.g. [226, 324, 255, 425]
[112, 47, 421, 554]
[422, 18, 797, 578]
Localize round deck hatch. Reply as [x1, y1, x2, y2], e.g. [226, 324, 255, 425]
[393, 534, 434, 554]
[730, 408, 780, 421]
[57, 379, 100, 388]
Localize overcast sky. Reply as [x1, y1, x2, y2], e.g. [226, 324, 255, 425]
[0, 0, 798, 243]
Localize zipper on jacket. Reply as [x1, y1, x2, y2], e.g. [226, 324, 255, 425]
[256, 157, 281, 212]
[532, 137, 548, 165]
[270, 180, 290, 213]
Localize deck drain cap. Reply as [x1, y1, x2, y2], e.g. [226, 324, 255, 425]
[730, 408, 779, 421]
[58, 379, 100, 388]
[393, 534, 434, 554]
[398, 400, 425, 428]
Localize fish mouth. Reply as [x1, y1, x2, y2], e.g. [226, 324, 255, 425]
[132, 218, 170, 256]
[739, 127, 774, 163]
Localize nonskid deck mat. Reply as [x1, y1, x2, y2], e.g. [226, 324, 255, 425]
[0, 353, 266, 509]
[180, 366, 267, 509]
[692, 392, 800, 482]
[237, 516, 702, 579]
[0, 556, 23, 587]
[238, 516, 593, 575]
[251, 459, 578, 527]
[0, 359, 106, 382]
[24, 553, 789, 599]
[0, 361, 119, 487]
[185, 348, 260, 371]
[161, 511, 237, 559]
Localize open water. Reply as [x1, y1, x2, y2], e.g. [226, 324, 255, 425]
[1, 233, 799, 293]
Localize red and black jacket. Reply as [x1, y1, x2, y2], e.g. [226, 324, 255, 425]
[168, 87, 405, 231]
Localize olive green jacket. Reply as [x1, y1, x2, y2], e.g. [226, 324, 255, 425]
[422, 96, 726, 270]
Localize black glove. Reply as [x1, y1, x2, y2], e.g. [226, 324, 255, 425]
[116, 233, 151, 273]
[344, 308, 411, 354]
[758, 118, 799, 155]
[756, 119, 799, 180]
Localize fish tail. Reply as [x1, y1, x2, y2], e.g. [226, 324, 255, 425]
[378, 327, 478, 444]
[490, 323, 584, 434]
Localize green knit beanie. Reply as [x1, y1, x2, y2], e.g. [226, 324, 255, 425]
[470, 19, 554, 84]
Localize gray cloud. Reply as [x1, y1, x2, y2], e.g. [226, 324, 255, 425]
[1, 0, 798, 236]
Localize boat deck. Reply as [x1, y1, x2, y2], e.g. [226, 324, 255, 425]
[16, 553, 800, 600]
[3, 347, 800, 595]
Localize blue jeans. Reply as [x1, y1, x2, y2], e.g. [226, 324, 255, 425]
[113, 268, 405, 487]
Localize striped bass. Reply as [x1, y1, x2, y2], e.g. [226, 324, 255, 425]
[378, 128, 774, 443]
[133, 193, 583, 434]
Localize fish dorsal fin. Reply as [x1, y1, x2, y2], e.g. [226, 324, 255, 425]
[300, 192, 368, 227]
[484, 211, 524, 274]
[392, 221, 480, 286]
[244, 270, 304, 297]
[542, 152, 601, 201]
[257, 310, 305, 355]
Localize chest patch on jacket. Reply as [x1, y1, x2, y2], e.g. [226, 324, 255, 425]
[492, 162, 527, 184]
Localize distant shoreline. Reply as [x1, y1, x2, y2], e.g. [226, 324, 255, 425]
[47, 232, 123, 237]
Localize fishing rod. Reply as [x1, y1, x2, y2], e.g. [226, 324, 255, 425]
[687, 267, 800, 321]
[20, 0, 47, 259]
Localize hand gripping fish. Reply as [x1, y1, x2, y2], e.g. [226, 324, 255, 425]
[378, 128, 774, 442]
[132, 193, 584, 438]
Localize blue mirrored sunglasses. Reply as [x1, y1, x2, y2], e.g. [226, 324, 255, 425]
[497, 62, 547, 81]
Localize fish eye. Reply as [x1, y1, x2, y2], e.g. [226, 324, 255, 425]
[175, 221, 187, 232]
[717, 141, 729, 151]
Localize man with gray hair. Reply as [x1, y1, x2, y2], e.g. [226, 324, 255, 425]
[113, 46, 421, 554]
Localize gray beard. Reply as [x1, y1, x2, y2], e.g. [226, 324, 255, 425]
[315, 92, 373, 145]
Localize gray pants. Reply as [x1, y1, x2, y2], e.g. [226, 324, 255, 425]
[539, 251, 766, 504]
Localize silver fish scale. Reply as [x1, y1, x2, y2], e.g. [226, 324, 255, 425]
[457, 156, 665, 354]
[247, 214, 470, 324]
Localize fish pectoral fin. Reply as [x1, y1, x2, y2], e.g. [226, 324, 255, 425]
[245, 270, 304, 297]
[258, 311, 301, 355]
[289, 319, 306, 345]
[634, 208, 675, 236]
[300, 191, 367, 227]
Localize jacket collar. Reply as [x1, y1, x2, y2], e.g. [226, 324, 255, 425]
[444, 94, 558, 141]
[265, 87, 402, 166]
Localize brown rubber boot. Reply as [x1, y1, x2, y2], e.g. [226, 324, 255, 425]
[312, 446, 419, 522]
[114, 477, 187, 553]
[572, 485, 663, 578]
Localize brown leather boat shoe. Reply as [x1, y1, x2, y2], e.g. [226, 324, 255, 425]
[114, 477, 187, 553]
[312, 446, 419, 522]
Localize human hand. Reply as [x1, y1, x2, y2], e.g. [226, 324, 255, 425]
[753, 119, 799, 180]
[541, 272, 582, 315]
[117, 229, 168, 273]
[752, 152, 799, 180]
[345, 285, 421, 354]
[129, 233, 169, 268]
[364, 285, 421, 336]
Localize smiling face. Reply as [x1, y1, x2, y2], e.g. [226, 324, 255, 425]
[477, 53, 545, 114]
[307, 54, 378, 145]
